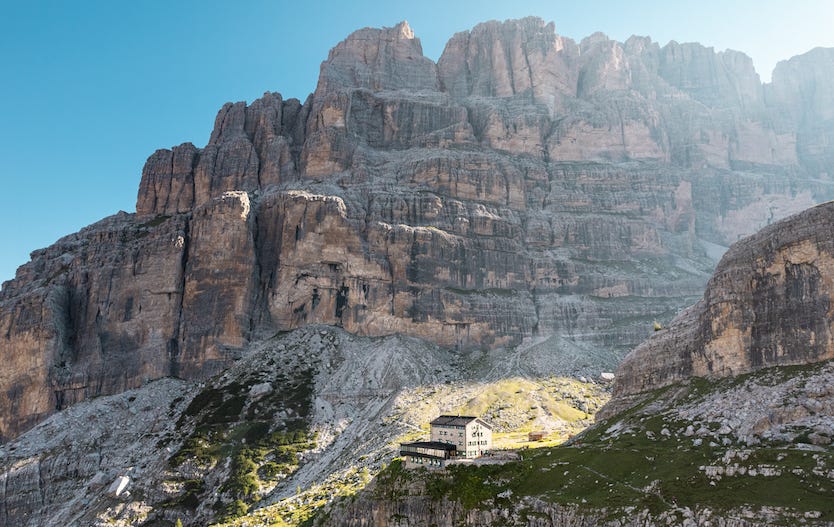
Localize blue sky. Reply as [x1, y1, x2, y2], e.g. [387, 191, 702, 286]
[2, 0, 833, 285]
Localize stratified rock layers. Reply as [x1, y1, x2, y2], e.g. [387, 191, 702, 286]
[3, 18, 834, 440]
[612, 201, 834, 399]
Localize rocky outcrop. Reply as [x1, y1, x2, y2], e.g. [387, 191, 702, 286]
[612, 201, 834, 399]
[319, 495, 790, 527]
[316, 21, 439, 95]
[0, 213, 189, 441]
[438, 18, 578, 104]
[135, 93, 303, 216]
[3, 18, 834, 440]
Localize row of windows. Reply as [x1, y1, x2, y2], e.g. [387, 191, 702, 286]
[408, 456, 443, 466]
[467, 440, 488, 446]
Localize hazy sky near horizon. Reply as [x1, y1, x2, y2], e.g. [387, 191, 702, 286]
[1, 0, 833, 284]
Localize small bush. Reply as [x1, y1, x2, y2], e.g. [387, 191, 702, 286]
[224, 451, 260, 498]
[225, 499, 249, 519]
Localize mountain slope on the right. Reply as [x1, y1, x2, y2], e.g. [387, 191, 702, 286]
[609, 199, 834, 410]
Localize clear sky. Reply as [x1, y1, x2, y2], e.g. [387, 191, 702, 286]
[2, 0, 833, 285]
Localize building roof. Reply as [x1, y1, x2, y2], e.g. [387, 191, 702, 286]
[400, 441, 457, 451]
[430, 415, 493, 429]
[400, 441, 457, 460]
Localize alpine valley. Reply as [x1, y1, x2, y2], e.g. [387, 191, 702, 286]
[2, 17, 834, 527]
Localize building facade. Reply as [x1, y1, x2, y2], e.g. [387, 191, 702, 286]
[429, 415, 492, 458]
[399, 441, 457, 469]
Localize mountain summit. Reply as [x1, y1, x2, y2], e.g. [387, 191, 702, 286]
[2, 18, 834, 445]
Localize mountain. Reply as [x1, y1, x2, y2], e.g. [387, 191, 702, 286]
[308, 199, 834, 527]
[2, 16, 834, 527]
[4, 17, 834, 443]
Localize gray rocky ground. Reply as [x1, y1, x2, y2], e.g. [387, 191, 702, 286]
[0, 326, 610, 526]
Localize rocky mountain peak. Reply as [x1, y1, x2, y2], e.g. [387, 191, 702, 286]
[658, 40, 763, 111]
[315, 20, 438, 95]
[579, 31, 612, 49]
[394, 20, 414, 39]
[438, 16, 575, 101]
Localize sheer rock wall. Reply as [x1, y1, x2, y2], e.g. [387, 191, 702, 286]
[3, 18, 834, 440]
[611, 201, 834, 402]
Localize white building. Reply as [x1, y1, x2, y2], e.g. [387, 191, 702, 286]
[429, 415, 492, 458]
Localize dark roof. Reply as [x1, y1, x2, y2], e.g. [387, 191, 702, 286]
[430, 415, 493, 429]
[400, 441, 457, 451]
[400, 441, 457, 460]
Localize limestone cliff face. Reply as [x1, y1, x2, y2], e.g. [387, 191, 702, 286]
[766, 47, 834, 174]
[3, 18, 834, 441]
[612, 201, 834, 399]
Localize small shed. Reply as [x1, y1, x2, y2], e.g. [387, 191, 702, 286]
[528, 431, 545, 442]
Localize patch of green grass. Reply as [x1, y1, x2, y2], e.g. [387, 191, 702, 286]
[454, 377, 585, 423]
[372, 459, 412, 501]
[245, 369, 315, 421]
[223, 450, 261, 499]
[221, 428, 318, 504]
[211, 465, 371, 527]
[168, 366, 321, 522]
[258, 461, 291, 480]
[169, 430, 222, 467]
[381, 431, 834, 522]
[162, 479, 205, 510]
[222, 499, 249, 521]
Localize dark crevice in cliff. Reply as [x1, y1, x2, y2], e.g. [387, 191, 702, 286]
[170, 218, 191, 379]
[335, 285, 349, 325]
[386, 244, 396, 317]
[249, 205, 271, 333]
[504, 41, 516, 97]
[616, 103, 627, 154]
[522, 40, 536, 103]
[190, 148, 200, 213]
[531, 286, 541, 336]
[249, 140, 262, 190]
